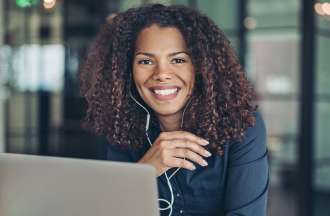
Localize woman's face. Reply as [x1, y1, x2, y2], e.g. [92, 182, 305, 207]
[133, 24, 195, 117]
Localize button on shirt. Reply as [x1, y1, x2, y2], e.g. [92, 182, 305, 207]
[107, 111, 269, 216]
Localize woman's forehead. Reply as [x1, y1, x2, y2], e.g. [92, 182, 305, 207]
[134, 24, 188, 54]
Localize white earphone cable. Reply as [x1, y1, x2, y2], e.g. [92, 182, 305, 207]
[130, 89, 192, 216]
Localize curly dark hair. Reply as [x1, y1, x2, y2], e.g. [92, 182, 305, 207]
[79, 3, 257, 155]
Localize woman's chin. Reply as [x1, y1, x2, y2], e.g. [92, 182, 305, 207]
[151, 106, 182, 117]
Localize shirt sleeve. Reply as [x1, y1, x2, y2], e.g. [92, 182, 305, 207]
[224, 111, 269, 216]
[106, 143, 134, 162]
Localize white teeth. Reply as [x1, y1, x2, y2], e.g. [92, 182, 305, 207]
[154, 88, 178, 96]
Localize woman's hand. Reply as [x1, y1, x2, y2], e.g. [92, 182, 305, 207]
[138, 131, 212, 177]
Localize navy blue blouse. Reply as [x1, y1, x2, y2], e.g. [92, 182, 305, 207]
[107, 111, 269, 216]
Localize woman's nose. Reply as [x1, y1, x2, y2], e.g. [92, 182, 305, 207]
[152, 62, 173, 81]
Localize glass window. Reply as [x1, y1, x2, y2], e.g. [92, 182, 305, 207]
[247, 32, 300, 95]
[314, 4, 330, 214]
[196, 0, 237, 30]
[316, 36, 330, 95]
[248, 0, 300, 28]
[247, 1, 300, 215]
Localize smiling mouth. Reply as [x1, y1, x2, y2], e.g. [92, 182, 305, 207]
[149, 87, 181, 101]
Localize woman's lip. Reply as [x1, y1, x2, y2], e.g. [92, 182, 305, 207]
[149, 85, 181, 91]
[149, 88, 180, 101]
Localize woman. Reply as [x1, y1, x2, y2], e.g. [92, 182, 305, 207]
[80, 3, 268, 216]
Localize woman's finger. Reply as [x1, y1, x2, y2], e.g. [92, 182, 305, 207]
[158, 131, 209, 146]
[163, 157, 196, 171]
[164, 139, 212, 158]
[172, 148, 208, 167]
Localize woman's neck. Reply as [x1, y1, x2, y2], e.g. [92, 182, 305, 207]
[157, 112, 182, 132]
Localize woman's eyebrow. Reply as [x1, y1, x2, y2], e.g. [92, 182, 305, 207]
[135, 52, 154, 57]
[134, 51, 190, 57]
[168, 51, 190, 57]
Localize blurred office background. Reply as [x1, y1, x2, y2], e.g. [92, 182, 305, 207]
[0, 0, 329, 215]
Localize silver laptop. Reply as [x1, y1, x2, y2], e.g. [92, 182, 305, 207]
[0, 153, 160, 216]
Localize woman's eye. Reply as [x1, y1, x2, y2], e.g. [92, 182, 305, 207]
[137, 59, 153, 65]
[172, 58, 186, 64]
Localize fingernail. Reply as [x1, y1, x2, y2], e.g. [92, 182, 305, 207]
[201, 160, 208, 166]
[205, 151, 212, 157]
[202, 140, 209, 145]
